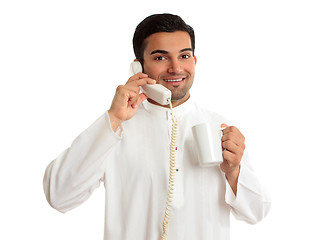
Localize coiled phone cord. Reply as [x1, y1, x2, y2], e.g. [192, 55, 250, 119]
[160, 99, 178, 240]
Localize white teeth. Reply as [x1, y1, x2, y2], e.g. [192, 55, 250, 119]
[164, 78, 184, 82]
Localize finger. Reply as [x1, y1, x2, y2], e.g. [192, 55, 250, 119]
[114, 85, 137, 104]
[118, 84, 141, 98]
[127, 76, 156, 87]
[222, 125, 235, 135]
[133, 93, 148, 108]
[136, 77, 156, 87]
[122, 79, 153, 96]
[127, 90, 140, 107]
[127, 72, 148, 83]
[222, 150, 235, 165]
[222, 126, 245, 141]
[222, 150, 241, 167]
[118, 78, 155, 107]
[222, 139, 243, 154]
[221, 132, 243, 148]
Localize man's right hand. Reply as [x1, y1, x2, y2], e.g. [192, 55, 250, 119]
[108, 73, 156, 132]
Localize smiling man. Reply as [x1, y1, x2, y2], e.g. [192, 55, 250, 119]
[44, 14, 270, 240]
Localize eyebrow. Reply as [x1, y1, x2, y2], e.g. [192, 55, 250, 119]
[150, 48, 193, 55]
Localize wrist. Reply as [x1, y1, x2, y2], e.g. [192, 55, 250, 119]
[225, 166, 240, 184]
[225, 166, 240, 196]
[108, 110, 123, 132]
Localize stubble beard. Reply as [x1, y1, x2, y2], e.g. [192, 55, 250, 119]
[170, 80, 193, 102]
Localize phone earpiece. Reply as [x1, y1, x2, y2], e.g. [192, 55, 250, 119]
[129, 61, 143, 76]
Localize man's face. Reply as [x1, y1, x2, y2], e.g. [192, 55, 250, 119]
[142, 31, 197, 106]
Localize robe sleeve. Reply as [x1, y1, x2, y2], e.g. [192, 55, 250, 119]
[225, 152, 271, 224]
[43, 112, 121, 213]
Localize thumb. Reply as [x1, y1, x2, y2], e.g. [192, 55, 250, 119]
[133, 93, 148, 108]
[221, 123, 229, 128]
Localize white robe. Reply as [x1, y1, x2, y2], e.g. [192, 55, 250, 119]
[44, 99, 271, 240]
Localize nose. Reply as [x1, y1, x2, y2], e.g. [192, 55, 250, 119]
[167, 59, 181, 74]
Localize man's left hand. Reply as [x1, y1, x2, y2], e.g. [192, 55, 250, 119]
[220, 123, 245, 195]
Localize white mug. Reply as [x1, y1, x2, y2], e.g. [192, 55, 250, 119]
[192, 122, 224, 167]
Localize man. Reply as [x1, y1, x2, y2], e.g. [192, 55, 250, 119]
[44, 13, 270, 240]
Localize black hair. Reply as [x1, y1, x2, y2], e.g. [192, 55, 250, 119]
[133, 13, 195, 63]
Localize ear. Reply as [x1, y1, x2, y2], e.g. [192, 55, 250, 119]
[194, 55, 197, 65]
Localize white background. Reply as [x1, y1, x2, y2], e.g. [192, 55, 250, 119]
[1, 0, 330, 239]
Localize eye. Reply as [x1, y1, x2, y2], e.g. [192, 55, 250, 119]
[155, 56, 166, 61]
[181, 54, 191, 59]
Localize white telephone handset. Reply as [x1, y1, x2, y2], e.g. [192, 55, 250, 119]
[129, 61, 172, 105]
[130, 61, 177, 239]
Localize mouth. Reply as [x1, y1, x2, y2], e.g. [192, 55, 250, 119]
[163, 77, 186, 83]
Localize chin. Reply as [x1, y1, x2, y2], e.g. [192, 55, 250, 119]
[171, 91, 189, 101]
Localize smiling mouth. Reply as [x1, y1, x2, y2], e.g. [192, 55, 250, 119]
[163, 77, 185, 82]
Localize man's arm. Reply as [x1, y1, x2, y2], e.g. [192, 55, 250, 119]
[43, 112, 120, 213]
[43, 73, 155, 213]
[220, 124, 245, 195]
[220, 124, 271, 224]
[224, 155, 271, 224]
